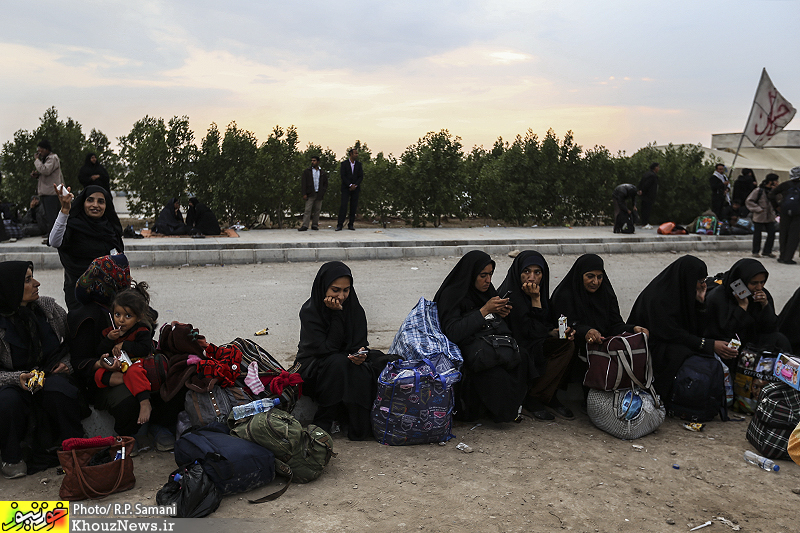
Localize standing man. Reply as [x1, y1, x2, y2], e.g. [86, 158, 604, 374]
[299, 155, 328, 231]
[31, 139, 64, 243]
[336, 148, 363, 231]
[637, 162, 659, 230]
[769, 166, 800, 264]
[612, 183, 638, 233]
[709, 163, 730, 219]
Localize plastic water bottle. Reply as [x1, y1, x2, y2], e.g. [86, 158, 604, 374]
[231, 398, 281, 420]
[743, 450, 779, 472]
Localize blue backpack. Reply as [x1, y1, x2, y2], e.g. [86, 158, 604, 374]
[669, 355, 728, 422]
[174, 421, 281, 502]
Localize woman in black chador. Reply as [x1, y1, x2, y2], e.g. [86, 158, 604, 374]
[778, 286, 800, 354]
[498, 251, 575, 421]
[628, 255, 738, 400]
[434, 250, 528, 423]
[152, 198, 188, 235]
[186, 197, 221, 236]
[704, 258, 790, 374]
[296, 261, 392, 440]
[77, 153, 111, 193]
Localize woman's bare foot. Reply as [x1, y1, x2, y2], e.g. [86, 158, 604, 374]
[138, 399, 152, 425]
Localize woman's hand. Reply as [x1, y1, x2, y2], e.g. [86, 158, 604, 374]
[348, 348, 368, 365]
[480, 296, 510, 317]
[51, 362, 69, 374]
[19, 372, 33, 390]
[752, 289, 768, 308]
[633, 326, 649, 338]
[714, 340, 739, 360]
[521, 281, 541, 302]
[550, 327, 575, 341]
[585, 328, 603, 344]
[54, 184, 73, 214]
[324, 296, 343, 311]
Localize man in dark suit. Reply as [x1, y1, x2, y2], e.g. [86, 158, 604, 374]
[299, 156, 329, 231]
[336, 148, 364, 231]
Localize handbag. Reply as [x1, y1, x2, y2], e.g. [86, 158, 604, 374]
[584, 332, 658, 402]
[587, 388, 665, 440]
[58, 436, 136, 500]
[461, 317, 521, 373]
[371, 358, 461, 445]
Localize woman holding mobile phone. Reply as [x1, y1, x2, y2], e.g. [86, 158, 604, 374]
[295, 261, 394, 440]
[704, 258, 790, 375]
[434, 251, 528, 423]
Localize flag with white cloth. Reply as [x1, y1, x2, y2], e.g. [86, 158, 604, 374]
[744, 68, 796, 148]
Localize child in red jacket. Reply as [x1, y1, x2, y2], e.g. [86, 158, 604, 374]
[94, 282, 157, 424]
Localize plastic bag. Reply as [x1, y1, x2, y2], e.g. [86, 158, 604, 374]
[156, 462, 222, 518]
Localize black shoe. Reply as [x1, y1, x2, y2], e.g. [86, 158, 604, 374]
[778, 259, 797, 264]
[522, 398, 555, 420]
[335, 227, 343, 231]
[298, 226, 308, 231]
[311, 226, 319, 231]
[347, 226, 355, 231]
[545, 397, 575, 420]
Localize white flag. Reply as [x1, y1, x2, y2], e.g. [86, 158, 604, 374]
[744, 68, 796, 148]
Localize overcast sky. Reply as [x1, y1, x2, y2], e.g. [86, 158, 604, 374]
[2, 0, 799, 158]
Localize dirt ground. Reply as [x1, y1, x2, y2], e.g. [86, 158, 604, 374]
[2, 252, 799, 532]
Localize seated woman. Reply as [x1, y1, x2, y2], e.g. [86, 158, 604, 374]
[0, 261, 84, 479]
[434, 250, 528, 423]
[628, 255, 738, 402]
[551, 254, 649, 386]
[296, 261, 393, 440]
[186, 197, 221, 236]
[68, 255, 179, 450]
[49, 184, 124, 311]
[498, 251, 575, 421]
[152, 198, 188, 235]
[778, 286, 800, 354]
[704, 258, 791, 374]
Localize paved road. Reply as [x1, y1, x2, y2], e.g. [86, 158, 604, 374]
[33, 250, 798, 365]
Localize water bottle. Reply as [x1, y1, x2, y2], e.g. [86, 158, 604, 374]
[145, 221, 149, 230]
[231, 397, 281, 420]
[743, 450, 779, 472]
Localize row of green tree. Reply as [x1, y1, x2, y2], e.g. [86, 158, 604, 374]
[0, 107, 718, 227]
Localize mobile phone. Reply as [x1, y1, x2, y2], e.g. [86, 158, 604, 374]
[103, 356, 115, 366]
[730, 279, 751, 300]
[502, 290, 512, 299]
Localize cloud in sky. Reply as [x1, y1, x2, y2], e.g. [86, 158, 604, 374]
[1, 0, 799, 158]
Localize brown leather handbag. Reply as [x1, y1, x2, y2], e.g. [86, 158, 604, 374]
[58, 436, 136, 500]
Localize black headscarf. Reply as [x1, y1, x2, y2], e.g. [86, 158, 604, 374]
[704, 258, 775, 342]
[297, 262, 368, 357]
[0, 261, 46, 368]
[78, 153, 111, 193]
[58, 185, 124, 278]
[434, 250, 496, 326]
[628, 255, 708, 343]
[153, 198, 186, 234]
[551, 254, 626, 337]
[778, 286, 800, 352]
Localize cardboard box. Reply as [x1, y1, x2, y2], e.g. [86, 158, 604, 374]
[773, 353, 800, 391]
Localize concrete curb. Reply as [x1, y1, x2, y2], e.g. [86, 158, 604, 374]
[0, 233, 752, 270]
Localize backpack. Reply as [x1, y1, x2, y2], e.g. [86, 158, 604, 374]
[669, 355, 727, 422]
[694, 215, 717, 235]
[184, 385, 251, 428]
[228, 409, 335, 486]
[173, 421, 280, 502]
[746, 382, 800, 460]
[781, 182, 800, 217]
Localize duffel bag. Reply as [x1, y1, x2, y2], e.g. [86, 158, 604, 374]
[746, 382, 800, 460]
[174, 421, 280, 502]
[228, 409, 336, 485]
[371, 358, 460, 445]
[587, 388, 665, 440]
[584, 332, 659, 402]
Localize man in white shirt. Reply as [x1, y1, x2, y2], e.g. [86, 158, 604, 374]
[299, 156, 329, 231]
